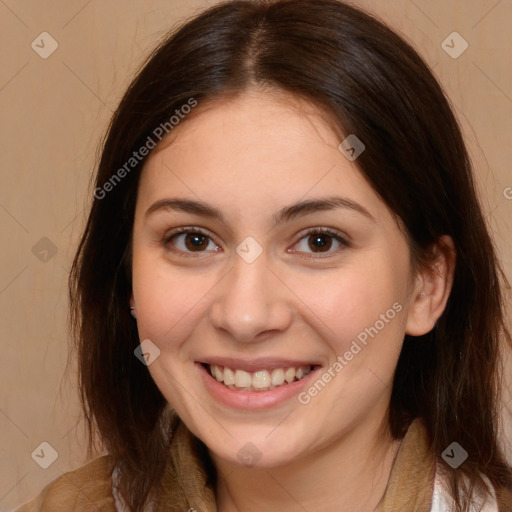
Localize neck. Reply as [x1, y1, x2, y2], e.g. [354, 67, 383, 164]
[210, 414, 402, 512]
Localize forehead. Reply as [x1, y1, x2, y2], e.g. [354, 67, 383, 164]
[136, 89, 390, 225]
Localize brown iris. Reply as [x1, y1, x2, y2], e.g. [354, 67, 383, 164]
[184, 233, 209, 251]
[308, 233, 332, 252]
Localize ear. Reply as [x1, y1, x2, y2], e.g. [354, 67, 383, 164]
[405, 235, 456, 336]
[129, 292, 137, 319]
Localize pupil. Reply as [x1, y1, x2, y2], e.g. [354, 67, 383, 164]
[186, 233, 207, 250]
[310, 234, 331, 252]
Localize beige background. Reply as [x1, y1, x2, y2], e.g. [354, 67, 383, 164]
[1, 0, 511, 510]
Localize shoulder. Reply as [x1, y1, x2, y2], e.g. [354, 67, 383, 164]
[13, 454, 116, 512]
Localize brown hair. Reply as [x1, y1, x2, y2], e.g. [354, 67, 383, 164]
[69, 1, 512, 510]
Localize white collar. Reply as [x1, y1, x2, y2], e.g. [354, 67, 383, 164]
[431, 464, 499, 512]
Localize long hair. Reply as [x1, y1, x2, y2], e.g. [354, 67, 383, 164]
[68, 1, 512, 510]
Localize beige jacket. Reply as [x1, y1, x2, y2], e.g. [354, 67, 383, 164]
[13, 417, 512, 512]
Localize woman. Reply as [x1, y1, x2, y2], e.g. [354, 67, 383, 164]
[14, 0, 512, 511]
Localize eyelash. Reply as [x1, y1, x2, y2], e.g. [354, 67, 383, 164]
[161, 226, 350, 259]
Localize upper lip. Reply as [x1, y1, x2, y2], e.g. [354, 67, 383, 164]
[198, 357, 320, 373]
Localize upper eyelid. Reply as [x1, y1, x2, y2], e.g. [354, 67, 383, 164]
[166, 226, 218, 243]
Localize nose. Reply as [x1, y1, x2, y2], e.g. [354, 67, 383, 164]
[209, 251, 293, 343]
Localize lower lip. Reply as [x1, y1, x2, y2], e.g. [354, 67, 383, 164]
[195, 362, 321, 410]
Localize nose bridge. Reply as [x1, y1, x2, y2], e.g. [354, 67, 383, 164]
[209, 248, 291, 341]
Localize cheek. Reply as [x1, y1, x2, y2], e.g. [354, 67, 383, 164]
[290, 260, 406, 349]
[131, 252, 215, 347]
[293, 269, 406, 413]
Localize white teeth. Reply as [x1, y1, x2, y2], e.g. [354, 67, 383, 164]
[271, 368, 285, 386]
[207, 364, 312, 391]
[284, 367, 296, 383]
[224, 367, 235, 385]
[252, 370, 272, 389]
[296, 367, 307, 380]
[213, 365, 223, 381]
[235, 369, 252, 388]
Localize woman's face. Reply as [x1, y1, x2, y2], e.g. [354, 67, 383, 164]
[130, 89, 420, 468]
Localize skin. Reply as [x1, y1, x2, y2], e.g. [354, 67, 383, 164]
[130, 88, 455, 512]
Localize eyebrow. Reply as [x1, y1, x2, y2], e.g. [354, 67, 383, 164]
[144, 195, 375, 225]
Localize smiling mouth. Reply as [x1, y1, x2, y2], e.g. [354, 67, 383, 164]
[202, 363, 316, 392]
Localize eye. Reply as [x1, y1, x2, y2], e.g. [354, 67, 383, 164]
[163, 227, 220, 254]
[162, 226, 350, 258]
[291, 228, 349, 258]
